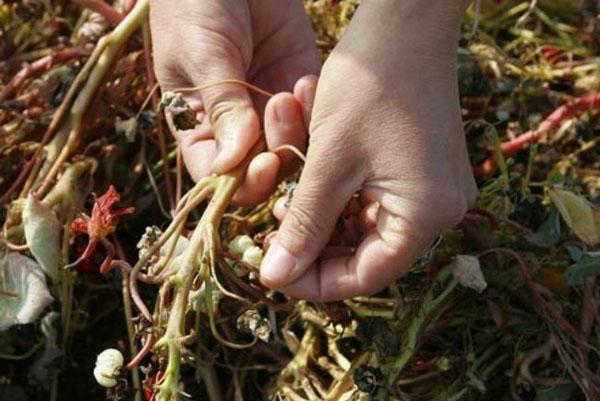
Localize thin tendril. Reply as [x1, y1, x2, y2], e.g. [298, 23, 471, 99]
[174, 79, 274, 98]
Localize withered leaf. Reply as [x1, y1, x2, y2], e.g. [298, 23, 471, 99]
[549, 188, 599, 246]
[0, 253, 54, 331]
[23, 195, 61, 280]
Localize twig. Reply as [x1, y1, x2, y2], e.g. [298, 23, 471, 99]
[76, 0, 124, 26]
[473, 93, 600, 178]
[34, 0, 150, 198]
[0, 47, 90, 102]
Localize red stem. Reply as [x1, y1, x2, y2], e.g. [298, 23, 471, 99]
[126, 332, 155, 370]
[473, 93, 600, 178]
[0, 47, 89, 102]
[77, 0, 124, 26]
[479, 248, 584, 343]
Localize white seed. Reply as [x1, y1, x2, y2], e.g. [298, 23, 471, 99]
[94, 365, 118, 388]
[242, 246, 264, 267]
[228, 235, 255, 256]
[94, 348, 123, 388]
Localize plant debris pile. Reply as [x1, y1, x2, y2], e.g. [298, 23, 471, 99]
[1, 1, 599, 401]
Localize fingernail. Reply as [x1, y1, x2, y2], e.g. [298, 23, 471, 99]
[274, 100, 300, 124]
[260, 243, 298, 288]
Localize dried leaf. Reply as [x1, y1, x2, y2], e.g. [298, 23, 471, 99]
[0, 253, 54, 331]
[549, 188, 599, 246]
[23, 195, 61, 280]
[115, 116, 138, 143]
[451, 255, 487, 293]
[236, 309, 271, 342]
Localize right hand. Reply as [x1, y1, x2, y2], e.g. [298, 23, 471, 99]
[150, 0, 320, 204]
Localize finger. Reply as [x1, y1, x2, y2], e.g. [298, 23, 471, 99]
[232, 152, 280, 205]
[177, 117, 216, 182]
[182, 57, 260, 175]
[358, 201, 379, 232]
[272, 197, 288, 221]
[293, 75, 318, 127]
[264, 92, 306, 177]
[280, 207, 435, 301]
[259, 147, 364, 289]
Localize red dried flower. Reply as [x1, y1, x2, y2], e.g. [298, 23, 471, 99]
[70, 185, 134, 275]
[88, 185, 135, 238]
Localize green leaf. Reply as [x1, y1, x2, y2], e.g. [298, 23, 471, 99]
[23, 195, 61, 280]
[526, 210, 561, 247]
[0, 253, 54, 331]
[565, 254, 600, 286]
[549, 188, 600, 246]
[565, 245, 583, 262]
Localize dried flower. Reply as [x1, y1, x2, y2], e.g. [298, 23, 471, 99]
[70, 186, 134, 275]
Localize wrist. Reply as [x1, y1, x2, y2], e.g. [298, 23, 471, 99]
[353, 0, 468, 56]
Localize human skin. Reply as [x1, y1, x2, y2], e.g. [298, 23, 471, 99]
[150, 0, 477, 302]
[149, 0, 320, 204]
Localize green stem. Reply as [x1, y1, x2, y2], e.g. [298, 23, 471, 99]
[379, 268, 458, 399]
[156, 165, 247, 401]
[122, 269, 142, 401]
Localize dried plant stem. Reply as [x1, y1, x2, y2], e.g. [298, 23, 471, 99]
[34, 0, 150, 198]
[325, 352, 371, 401]
[121, 268, 142, 401]
[129, 180, 214, 321]
[76, 0, 124, 25]
[381, 268, 458, 395]
[155, 159, 250, 401]
[142, 20, 175, 212]
[0, 47, 90, 102]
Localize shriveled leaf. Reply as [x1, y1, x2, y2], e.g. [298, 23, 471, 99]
[565, 254, 600, 286]
[0, 253, 54, 331]
[549, 188, 599, 246]
[115, 116, 138, 143]
[23, 195, 61, 280]
[160, 92, 198, 130]
[451, 255, 487, 293]
[526, 210, 561, 248]
[236, 309, 271, 342]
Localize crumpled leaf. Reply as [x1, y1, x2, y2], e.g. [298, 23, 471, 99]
[23, 195, 61, 280]
[115, 116, 138, 143]
[526, 210, 561, 248]
[566, 254, 600, 286]
[160, 92, 198, 130]
[451, 255, 487, 293]
[0, 253, 54, 331]
[549, 188, 599, 246]
[236, 309, 271, 342]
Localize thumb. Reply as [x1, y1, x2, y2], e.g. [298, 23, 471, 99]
[260, 149, 362, 289]
[191, 62, 260, 174]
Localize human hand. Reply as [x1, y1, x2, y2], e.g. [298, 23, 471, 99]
[259, 0, 477, 301]
[150, 0, 320, 203]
